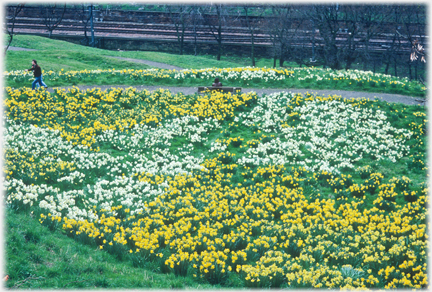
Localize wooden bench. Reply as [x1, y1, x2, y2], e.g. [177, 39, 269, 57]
[198, 86, 242, 94]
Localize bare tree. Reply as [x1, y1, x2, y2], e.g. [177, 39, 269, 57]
[189, 5, 204, 56]
[354, 5, 392, 72]
[4, 4, 24, 54]
[396, 4, 427, 80]
[266, 5, 302, 68]
[166, 4, 189, 55]
[165, 4, 205, 56]
[307, 4, 343, 70]
[203, 4, 230, 61]
[335, 5, 385, 70]
[281, 6, 306, 67]
[242, 5, 265, 67]
[78, 4, 92, 46]
[337, 5, 361, 70]
[381, 6, 407, 77]
[40, 3, 66, 38]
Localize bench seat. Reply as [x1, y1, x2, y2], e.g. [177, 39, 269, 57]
[198, 86, 242, 94]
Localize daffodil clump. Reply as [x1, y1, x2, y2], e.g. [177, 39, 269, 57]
[295, 67, 417, 89]
[3, 66, 425, 97]
[3, 86, 428, 289]
[3, 67, 293, 88]
[4, 86, 255, 149]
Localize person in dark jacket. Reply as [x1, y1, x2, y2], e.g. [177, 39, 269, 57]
[25, 59, 48, 90]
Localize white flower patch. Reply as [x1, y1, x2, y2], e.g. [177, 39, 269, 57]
[231, 92, 412, 173]
[239, 92, 290, 131]
[96, 115, 221, 154]
[174, 67, 290, 83]
[294, 67, 409, 87]
[209, 141, 228, 153]
[4, 110, 214, 221]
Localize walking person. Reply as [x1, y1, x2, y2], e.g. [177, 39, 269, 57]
[25, 59, 48, 90]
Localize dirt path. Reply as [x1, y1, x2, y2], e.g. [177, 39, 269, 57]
[48, 85, 426, 106]
[5, 46, 37, 51]
[106, 56, 184, 70]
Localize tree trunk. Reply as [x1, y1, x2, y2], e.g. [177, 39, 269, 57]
[345, 52, 357, 70]
[279, 57, 284, 67]
[279, 43, 285, 67]
[384, 60, 390, 74]
[408, 62, 412, 80]
[393, 58, 398, 77]
[373, 57, 376, 73]
[217, 40, 222, 61]
[194, 33, 197, 56]
[4, 4, 24, 55]
[193, 24, 197, 56]
[251, 33, 255, 67]
[217, 26, 222, 60]
[179, 27, 185, 55]
[363, 55, 368, 71]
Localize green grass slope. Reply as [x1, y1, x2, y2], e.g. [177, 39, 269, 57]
[5, 208, 217, 289]
[4, 35, 242, 72]
[2, 34, 428, 289]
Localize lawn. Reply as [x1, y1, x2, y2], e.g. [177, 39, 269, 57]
[3, 35, 429, 289]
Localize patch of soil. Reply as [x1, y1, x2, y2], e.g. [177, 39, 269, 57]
[107, 56, 183, 70]
[6, 46, 37, 51]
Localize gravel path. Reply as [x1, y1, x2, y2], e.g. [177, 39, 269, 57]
[48, 85, 426, 106]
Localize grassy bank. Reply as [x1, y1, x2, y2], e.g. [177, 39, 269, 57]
[4, 86, 427, 289]
[3, 34, 428, 289]
[5, 208, 216, 289]
[4, 35, 241, 72]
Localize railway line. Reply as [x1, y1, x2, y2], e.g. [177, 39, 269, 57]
[7, 16, 419, 53]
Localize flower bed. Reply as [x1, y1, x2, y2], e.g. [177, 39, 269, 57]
[3, 86, 428, 289]
[3, 66, 426, 97]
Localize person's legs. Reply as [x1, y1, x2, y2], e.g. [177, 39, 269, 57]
[31, 78, 39, 90]
[32, 76, 46, 90]
[40, 75, 48, 88]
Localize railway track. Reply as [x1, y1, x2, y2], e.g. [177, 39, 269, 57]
[7, 16, 418, 53]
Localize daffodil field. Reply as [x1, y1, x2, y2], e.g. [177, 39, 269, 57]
[3, 67, 428, 289]
[4, 66, 426, 98]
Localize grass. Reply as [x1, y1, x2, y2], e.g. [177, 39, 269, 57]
[2, 34, 328, 70]
[5, 35, 242, 72]
[3, 34, 428, 289]
[115, 50, 242, 69]
[5, 36, 150, 72]
[5, 207, 217, 289]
